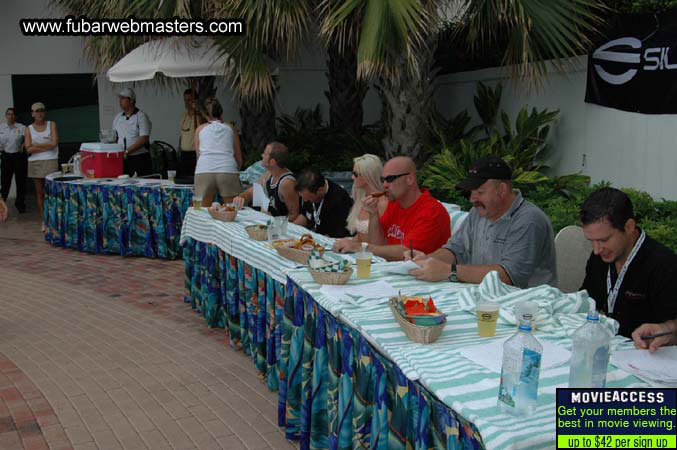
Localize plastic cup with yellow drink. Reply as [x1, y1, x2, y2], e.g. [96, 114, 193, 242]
[356, 242, 372, 279]
[477, 302, 500, 337]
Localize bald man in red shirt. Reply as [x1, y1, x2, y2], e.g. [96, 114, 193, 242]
[333, 156, 450, 261]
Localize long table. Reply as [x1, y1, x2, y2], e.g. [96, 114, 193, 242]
[180, 209, 646, 450]
[45, 174, 193, 259]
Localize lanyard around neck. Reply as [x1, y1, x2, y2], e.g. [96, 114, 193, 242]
[606, 230, 645, 313]
[312, 180, 328, 228]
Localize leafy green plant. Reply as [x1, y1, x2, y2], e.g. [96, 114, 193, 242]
[421, 82, 587, 201]
[270, 105, 385, 173]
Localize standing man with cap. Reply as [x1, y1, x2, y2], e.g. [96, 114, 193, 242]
[408, 155, 557, 288]
[112, 88, 153, 176]
[0, 107, 27, 213]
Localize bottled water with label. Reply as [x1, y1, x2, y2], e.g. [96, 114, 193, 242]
[498, 320, 543, 416]
[568, 308, 611, 388]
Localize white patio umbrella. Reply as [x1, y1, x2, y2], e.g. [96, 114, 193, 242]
[106, 37, 231, 82]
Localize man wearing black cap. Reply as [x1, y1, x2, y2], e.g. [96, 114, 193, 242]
[408, 155, 557, 288]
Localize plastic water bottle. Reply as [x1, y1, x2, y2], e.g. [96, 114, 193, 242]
[568, 308, 611, 388]
[498, 320, 543, 416]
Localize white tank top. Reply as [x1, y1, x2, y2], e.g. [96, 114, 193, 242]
[28, 121, 59, 161]
[194, 121, 239, 174]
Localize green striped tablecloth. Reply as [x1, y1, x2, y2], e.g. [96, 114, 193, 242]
[179, 208, 379, 283]
[286, 268, 648, 450]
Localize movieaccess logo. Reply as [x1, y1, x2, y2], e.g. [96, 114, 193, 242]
[592, 37, 677, 85]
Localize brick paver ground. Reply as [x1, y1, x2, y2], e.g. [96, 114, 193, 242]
[0, 203, 297, 450]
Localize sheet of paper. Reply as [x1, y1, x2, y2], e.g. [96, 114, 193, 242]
[252, 183, 269, 211]
[458, 337, 571, 373]
[379, 260, 421, 275]
[610, 346, 677, 382]
[319, 280, 398, 306]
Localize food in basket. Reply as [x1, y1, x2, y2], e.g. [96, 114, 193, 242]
[397, 296, 446, 326]
[209, 203, 233, 212]
[404, 296, 438, 315]
[272, 239, 295, 249]
[278, 233, 325, 252]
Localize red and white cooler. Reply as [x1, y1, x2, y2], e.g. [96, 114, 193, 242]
[79, 143, 124, 178]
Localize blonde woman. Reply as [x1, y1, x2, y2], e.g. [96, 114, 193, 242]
[346, 154, 388, 242]
[193, 97, 242, 206]
[24, 102, 58, 229]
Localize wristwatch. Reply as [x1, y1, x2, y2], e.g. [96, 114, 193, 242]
[448, 263, 458, 282]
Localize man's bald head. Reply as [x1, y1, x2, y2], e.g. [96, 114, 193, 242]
[384, 156, 416, 175]
[382, 155, 419, 203]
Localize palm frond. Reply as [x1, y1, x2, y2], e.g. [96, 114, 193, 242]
[457, 0, 606, 84]
[321, 0, 438, 81]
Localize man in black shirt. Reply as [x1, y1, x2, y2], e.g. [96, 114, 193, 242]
[293, 169, 353, 238]
[580, 187, 677, 338]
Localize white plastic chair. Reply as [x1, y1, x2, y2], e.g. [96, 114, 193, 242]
[555, 225, 592, 293]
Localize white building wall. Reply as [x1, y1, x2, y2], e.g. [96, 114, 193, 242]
[434, 56, 677, 200]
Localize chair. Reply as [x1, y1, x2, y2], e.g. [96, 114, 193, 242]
[555, 225, 592, 293]
[150, 140, 179, 179]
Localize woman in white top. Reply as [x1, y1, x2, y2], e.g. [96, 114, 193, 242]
[193, 97, 243, 206]
[24, 102, 59, 229]
[346, 154, 388, 242]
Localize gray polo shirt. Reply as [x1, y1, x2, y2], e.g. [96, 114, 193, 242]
[444, 190, 557, 288]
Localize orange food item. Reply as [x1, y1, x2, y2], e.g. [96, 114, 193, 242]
[404, 296, 437, 316]
[293, 234, 316, 249]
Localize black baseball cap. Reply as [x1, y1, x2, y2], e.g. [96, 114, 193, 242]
[456, 155, 512, 191]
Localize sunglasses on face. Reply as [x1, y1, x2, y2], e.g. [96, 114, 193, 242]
[380, 172, 409, 183]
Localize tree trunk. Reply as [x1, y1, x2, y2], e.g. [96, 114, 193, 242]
[325, 40, 367, 135]
[239, 97, 276, 161]
[377, 44, 438, 164]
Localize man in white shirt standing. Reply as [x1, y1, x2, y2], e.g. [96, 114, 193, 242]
[112, 88, 153, 176]
[0, 107, 27, 212]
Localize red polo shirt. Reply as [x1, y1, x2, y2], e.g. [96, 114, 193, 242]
[379, 189, 450, 254]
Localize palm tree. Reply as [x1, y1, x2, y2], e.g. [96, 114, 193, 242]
[320, 0, 605, 162]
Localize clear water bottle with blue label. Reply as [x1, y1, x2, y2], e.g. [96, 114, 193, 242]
[568, 307, 611, 388]
[498, 320, 543, 416]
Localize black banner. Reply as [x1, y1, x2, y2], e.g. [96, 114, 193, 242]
[585, 10, 677, 114]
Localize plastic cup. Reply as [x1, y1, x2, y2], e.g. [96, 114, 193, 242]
[356, 252, 372, 279]
[193, 196, 203, 210]
[514, 301, 538, 330]
[167, 170, 176, 182]
[477, 302, 500, 337]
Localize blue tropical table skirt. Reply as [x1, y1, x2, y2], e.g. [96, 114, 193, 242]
[44, 178, 193, 259]
[182, 237, 484, 450]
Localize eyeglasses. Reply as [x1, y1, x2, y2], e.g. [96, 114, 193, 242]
[380, 172, 410, 183]
[32, 109, 45, 113]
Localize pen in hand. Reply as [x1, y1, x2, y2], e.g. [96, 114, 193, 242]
[409, 239, 413, 259]
[624, 331, 673, 343]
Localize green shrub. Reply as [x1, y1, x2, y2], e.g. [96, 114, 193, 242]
[527, 184, 677, 252]
[272, 105, 385, 173]
[421, 82, 589, 204]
